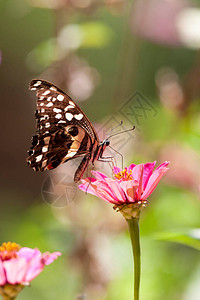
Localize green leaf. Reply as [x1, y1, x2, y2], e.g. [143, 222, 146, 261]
[152, 229, 200, 250]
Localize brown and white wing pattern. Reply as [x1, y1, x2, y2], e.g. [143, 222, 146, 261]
[27, 79, 99, 180]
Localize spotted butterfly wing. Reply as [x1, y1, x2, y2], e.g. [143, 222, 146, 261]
[27, 79, 106, 182]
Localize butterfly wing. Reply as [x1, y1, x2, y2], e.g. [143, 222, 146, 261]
[27, 79, 99, 175]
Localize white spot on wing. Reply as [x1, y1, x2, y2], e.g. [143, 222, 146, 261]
[75, 113, 83, 120]
[40, 103, 44, 106]
[42, 146, 48, 153]
[63, 130, 85, 161]
[55, 113, 62, 119]
[53, 108, 62, 113]
[50, 86, 57, 91]
[57, 94, 64, 101]
[46, 102, 53, 107]
[64, 151, 77, 159]
[41, 109, 45, 113]
[47, 96, 52, 101]
[39, 96, 44, 100]
[69, 100, 75, 107]
[58, 120, 66, 124]
[65, 113, 73, 121]
[42, 159, 47, 168]
[31, 87, 36, 90]
[45, 123, 50, 128]
[36, 154, 43, 162]
[43, 90, 50, 96]
[64, 105, 75, 111]
[34, 80, 41, 86]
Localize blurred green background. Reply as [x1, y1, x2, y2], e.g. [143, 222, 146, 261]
[0, 0, 200, 299]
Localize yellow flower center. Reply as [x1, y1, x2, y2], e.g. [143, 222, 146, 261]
[0, 242, 21, 261]
[115, 169, 133, 181]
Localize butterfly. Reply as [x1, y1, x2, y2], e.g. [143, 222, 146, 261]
[27, 79, 111, 183]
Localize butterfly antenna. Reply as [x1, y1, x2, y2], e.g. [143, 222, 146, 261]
[107, 125, 135, 140]
[106, 121, 123, 137]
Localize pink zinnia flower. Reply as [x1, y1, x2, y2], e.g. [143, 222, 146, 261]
[79, 161, 169, 299]
[79, 161, 169, 205]
[0, 242, 61, 287]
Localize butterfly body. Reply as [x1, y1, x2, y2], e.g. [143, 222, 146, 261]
[27, 79, 109, 182]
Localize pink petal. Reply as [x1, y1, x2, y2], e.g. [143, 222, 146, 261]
[0, 247, 61, 285]
[155, 161, 170, 171]
[78, 178, 97, 195]
[41, 252, 61, 265]
[127, 163, 136, 173]
[91, 180, 120, 204]
[91, 171, 108, 181]
[0, 260, 6, 285]
[141, 163, 169, 200]
[23, 257, 44, 282]
[3, 258, 28, 284]
[104, 178, 127, 203]
[24, 251, 61, 282]
[113, 166, 122, 175]
[138, 165, 144, 199]
[120, 180, 139, 203]
[130, 164, 144, 199]
[142, 161, 156, 190]
[18, 248, 41, 262]
[80, 178, 118, 204]
[131, 164, 143, 182]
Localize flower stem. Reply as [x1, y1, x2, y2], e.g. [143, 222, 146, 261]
[127, 217, 141, 300]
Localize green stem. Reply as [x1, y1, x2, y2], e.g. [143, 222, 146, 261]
[127, 217, 141, 300]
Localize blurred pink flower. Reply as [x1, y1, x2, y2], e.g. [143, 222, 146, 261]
[0, 242, 61, 286]
[79, 161, 169, 204]
[160, 143, 200, 190]
[131, 0, 189, 46]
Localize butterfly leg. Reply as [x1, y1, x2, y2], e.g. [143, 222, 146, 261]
[98, 155, 116, 166]
[108, 145, 124, 169]
[97, 157, 114, 163]
[74, 156, 90, 183]
[97, 156, 115, 172]
[82, 164, 95, 193]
